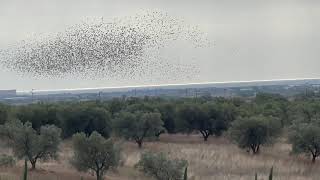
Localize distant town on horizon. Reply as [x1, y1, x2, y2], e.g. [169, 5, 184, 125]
[1, 78, 320, 105]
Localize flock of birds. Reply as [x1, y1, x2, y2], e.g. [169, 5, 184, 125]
[0, 11, 211, 80]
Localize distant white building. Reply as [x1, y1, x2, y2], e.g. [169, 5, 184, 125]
[240, 88, 253, 91]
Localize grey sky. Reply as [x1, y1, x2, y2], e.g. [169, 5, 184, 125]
[1, 0, 319, 91]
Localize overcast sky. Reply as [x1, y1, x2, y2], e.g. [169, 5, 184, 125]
[1, 0, 319, 91]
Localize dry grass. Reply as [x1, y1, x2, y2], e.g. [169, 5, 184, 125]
[1, 134, 320, 180]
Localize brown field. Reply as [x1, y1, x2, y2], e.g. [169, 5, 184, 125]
[0, 134, 319, 180]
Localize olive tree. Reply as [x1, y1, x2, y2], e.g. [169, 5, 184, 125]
[156, 103, 176, 133]
[289, 123, 320, 163]
[113, 111, 164, 148]
[71, 132, 119, 180]
[135, 151, 187, 180]
[176, 103, 211, 141]
[58, 105, 112, 138]
[176, 103, 231, 141]
[0, 120, 61, 169]
[229, 116, 281, 154]
[15, 104, 60, 131]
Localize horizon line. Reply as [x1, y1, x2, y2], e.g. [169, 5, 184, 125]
[15, 77, 320, 93]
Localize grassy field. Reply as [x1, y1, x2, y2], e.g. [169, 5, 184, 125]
[0, 134, 319, 180]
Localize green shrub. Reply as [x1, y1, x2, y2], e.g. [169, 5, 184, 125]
[135, 152, 187, 180]
[0, 154, 16, 167]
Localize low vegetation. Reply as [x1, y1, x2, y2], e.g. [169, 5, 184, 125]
[0, 154, 15, 167]
[135, 151, 187, 180]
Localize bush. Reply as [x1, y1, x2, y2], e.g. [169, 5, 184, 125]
[0, 154, 16, 167]
[135, 151, 187, 180]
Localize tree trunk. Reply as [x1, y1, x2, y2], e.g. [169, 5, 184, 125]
[204, 135, 208, 141]
[256, 145, 260, 154]
[312, 155, 316, 163]
[30, 160, 36, 170]
[96, 170, 103, 180]
[251, 145, 260, 155]
[200, 131, 210, 142]
[96, 173, 101, 180]
[23, 158, 28, 180]
[155, 130, 165, 139]
[31, 162, 36, 170]
[251, 146, 256, 154]
[137, 140, 143, 148]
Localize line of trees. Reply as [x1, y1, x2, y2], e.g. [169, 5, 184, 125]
[1, 93, 320, 179]
[0, 97, 240, 148]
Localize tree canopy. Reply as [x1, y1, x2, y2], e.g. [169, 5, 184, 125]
[176, 102, 235, 141]
[71, 131, 119, 180]
[113, 111, 164, 148]
[58, 105, 112, 138]
[0, 120, 61, 169]
[289, 123, 320, 163]
[229, 116, 281, 154]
